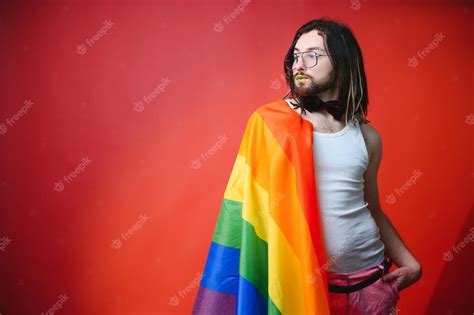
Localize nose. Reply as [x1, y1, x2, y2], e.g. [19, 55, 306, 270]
[294, 57, 306, 72]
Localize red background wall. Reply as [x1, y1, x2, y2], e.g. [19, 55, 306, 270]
[0, 1, 472, 314]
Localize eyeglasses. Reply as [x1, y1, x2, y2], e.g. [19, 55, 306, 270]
[285, 51, 330, 70]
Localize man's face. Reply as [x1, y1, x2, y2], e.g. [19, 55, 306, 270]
[292, 30, 336, 97]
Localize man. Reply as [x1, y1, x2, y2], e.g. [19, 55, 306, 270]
[282, 18, 423, 314]
[193, 18, 422, 315]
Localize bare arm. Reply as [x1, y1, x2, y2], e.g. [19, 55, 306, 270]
[360, 122, 422, 290]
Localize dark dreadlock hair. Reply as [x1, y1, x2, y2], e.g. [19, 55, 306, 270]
[283, 18, 370, 125]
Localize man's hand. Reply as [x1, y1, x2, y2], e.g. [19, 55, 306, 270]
[382, 263, 423, 292]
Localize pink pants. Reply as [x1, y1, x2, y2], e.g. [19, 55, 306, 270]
[327, 260, 400, 315]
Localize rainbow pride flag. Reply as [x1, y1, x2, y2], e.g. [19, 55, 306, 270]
[192, 99, 331, 314]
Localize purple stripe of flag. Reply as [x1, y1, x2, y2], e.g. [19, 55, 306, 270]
[192, 286, 236, 315]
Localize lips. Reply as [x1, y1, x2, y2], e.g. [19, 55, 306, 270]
[295, 75, 309, 80]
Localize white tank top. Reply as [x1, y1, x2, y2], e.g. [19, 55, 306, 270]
[285, 99, 385, 274]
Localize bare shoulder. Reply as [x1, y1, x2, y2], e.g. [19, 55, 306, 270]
[359, 121, 382, 159]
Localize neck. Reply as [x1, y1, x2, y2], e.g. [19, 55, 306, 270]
[317, 85, 339, 102]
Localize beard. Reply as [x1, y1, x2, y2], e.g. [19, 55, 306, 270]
[293, 70, 336, 97]
[292, 70, 337, 113]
